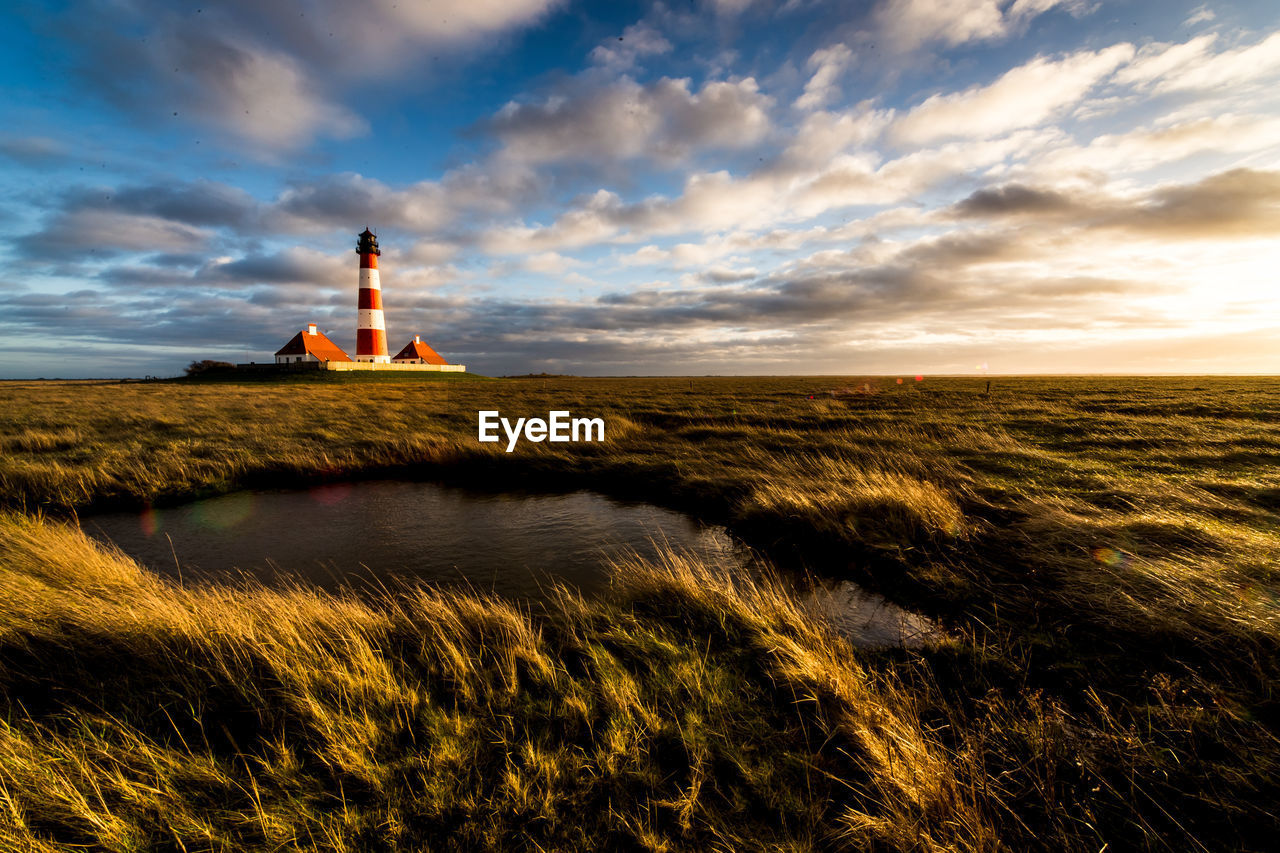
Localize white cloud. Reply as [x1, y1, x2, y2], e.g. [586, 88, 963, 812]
[489, 76, 773, 165]
[794, 128, 1062, 213]
[1183, 5, 1216, 27]
[707, 0, 755, 14]
[777, 106, 894, 170]
[1033, 113, 1280, 177]
[872, 0, 1091, 51]
[482, 189, 627, 253]
[523, 252, 583, 274]
[299, 0, 562, 74]
[874, 0, 1006, 50]
[482, 124, 1058, 255]
[1118, 31, 1280, 94]
[890, 44, 1134, 146]
[1112, 35, 1218, 87]
[794, 44, 854, 111]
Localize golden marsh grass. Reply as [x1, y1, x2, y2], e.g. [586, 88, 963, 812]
[0, 374, 1277, 849]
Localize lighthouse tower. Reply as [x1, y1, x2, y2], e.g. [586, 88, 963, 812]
[355, 228, 389, 363]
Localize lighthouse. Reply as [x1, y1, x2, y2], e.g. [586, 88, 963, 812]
[355, 228, 389, 363]
[262, 229, 465, 373]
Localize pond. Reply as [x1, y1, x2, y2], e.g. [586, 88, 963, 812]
[84, 480, 935, 647]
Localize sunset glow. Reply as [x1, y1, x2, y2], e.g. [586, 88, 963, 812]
[2, 1, 1278, 376]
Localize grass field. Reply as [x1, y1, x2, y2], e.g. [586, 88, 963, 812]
[0, 374, 1277, 850]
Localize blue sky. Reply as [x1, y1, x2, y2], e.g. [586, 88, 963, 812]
[2, 0, 1278, 377]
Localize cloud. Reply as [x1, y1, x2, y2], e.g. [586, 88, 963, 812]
[483, 189, 627, 253]
[949, 168, 1280, 240]
[0, 136, 71, 166]
[273, 174, 452, 233]
[197, 248, 348, 288]
[890, 44, 1134, 145]
[1183, 5, 1216, 27]
[163, 34, 367, 149]
[952, 184, 1078, 217]
[482, 125, 1059, 254]
[91, 181, 259, 228]
[794, 44, 854, 111]
[791, 128, 1061, 214]
[315, 0, 560, 65]
[872, 0, 1092, 52]
[699, 265, 760, 283]
[1032, 113, 1280, 176]
[706, 0, 756, 15]
[522, 252, 582, 275]
[589, 22, 672, 71]
[1112, 35, 1218, 87]
[20, 209, 211, 259]
[1116, 31, 1280, 94]
[774, 106, 893, 171]
[1120, 168, 1280, 238]
[486, 76, 773, 166]
[58, 0, 560, 151]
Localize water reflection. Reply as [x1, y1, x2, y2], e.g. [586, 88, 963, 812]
[84, 480, 934, 648]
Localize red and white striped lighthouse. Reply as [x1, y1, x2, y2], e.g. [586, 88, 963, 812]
[355, 228, 389, 363]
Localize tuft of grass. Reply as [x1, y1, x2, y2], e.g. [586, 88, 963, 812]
[738, 451, 969, 544]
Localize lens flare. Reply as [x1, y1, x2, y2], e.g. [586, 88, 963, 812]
[192, 493, 255, 530]
[311, 483, 353, 505]
[140, 506, 157, 537]
[1091, 546, 1130, 568]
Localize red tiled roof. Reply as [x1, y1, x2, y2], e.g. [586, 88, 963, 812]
[274, 329, 350, 361]
[392, 337, 449, 364]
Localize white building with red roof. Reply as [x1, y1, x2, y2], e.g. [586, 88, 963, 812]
[274, 324, 350, 364]
[392, 335, 451, 365]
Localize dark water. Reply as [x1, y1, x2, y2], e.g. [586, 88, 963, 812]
[84, 481, 934, 647]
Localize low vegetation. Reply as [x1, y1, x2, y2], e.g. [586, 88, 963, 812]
[0, 510, 990, 851]
[0, 374, 1277, 849]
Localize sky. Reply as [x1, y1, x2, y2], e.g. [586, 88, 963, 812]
[1, 0, 1278, 378]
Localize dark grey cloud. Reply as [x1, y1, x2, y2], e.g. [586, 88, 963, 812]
[96, 265, 198, 289]
[16, 209, 211, 260]
[195, 250, 345, 288]
[949, 168, 1280, 239]
[10, 180, 259, 262]
[104, 182, 259, 228]
[47, 0, 558, 151]
[0, 136, 71, 166]
[1124, 168, 1280, 237]
[952, 183, 1078, 217]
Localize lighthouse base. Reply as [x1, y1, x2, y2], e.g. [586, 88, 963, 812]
[324, 361, 466, 373]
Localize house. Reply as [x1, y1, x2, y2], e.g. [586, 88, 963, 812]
[274, 324, 350, 364]
[391, 335, 450, 365]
